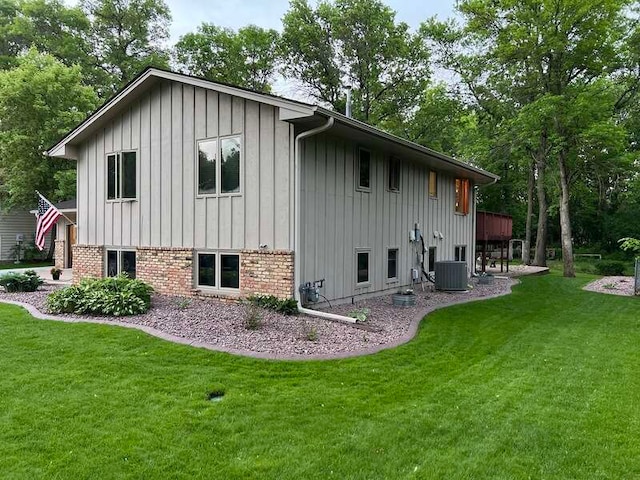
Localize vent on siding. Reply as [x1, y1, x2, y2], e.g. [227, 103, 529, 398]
[434, 261, 468, 291]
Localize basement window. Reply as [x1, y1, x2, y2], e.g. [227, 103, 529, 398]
[198, 253, 216, 287]
[357, 148, 371, 191]
[455, 178, 470, 215]
[387, 248, 398, 281]
[455, 245, 467, 262]
[428, 247, 436, 272]
[356, 249, 371, 285]
[106, 249, 136, 278]
[107, 151, 137, 200]
[196, 252, 240, 290]
[221, 254, 240, 289]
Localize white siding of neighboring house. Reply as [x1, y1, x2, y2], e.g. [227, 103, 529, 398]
[76, 79, 296, 252]
[0, 209, 38, 261]
[299, 133, 476, 303]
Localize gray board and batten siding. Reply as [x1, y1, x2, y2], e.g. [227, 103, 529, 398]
[298, 133, 476, 303]
[51, 68, 497, 302]
[76, 79, 296, 252]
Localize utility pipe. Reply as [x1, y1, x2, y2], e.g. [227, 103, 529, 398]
[293, 117, 357, 324]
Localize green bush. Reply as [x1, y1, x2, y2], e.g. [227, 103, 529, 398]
[246, 294, 298, 315]
[0, 270, 44, 292]
[595, 260, 626, 276]
[46, 274, 153, 316]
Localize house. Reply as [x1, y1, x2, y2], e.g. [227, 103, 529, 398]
[0, 208, 38, 261]
[51, 199, 77, 270]
[46, 67, 498, 304]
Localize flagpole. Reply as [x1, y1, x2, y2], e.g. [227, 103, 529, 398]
[35, 190, 77, 226]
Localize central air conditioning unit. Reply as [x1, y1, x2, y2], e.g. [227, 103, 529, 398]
[434, 261, 468, 291]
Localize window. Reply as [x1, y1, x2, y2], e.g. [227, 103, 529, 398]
[455, 245, 467, 262]
[387, 248, 398, 280]
[388, 158, 400, 192]
[356, 250, 370, 285]
[198, 253, 216, 287]
[428, 247, 436, 272]
[198, 135, 241, 195]
[198, 139, 217, 195]
[221, 254, 240, 288]
[455, 178, 470, 214]
[357, 148, 371, 191]
[196, 252, 240, 290]
[107, 151, 137, 200]
[106, 249, 136, 278]
[429, 171, 437, 198]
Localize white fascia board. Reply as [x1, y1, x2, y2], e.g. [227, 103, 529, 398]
[48, 143, 79, 160]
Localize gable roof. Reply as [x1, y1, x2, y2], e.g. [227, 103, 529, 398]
[47, 67, 499, 185]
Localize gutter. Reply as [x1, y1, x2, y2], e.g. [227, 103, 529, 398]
[293, 116, 357, 324]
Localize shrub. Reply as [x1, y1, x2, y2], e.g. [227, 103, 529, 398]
[348, 307, 370, 323]
[46, 275, 153, 316]
[246, 294, 298, 315]
[0, 270, 44, 292]
[595, 260, 626, 276]
[243, 302, 263, 330]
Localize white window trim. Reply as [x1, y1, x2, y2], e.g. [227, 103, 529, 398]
[106, 150, 138, 202]
[196, 134, 243, 198]
[355, 248, 372, 287]
[105, 248, 137, 277]
[195, 250, 241, 292]
[356, 147, 372, 193]
[386, 247, 399, 283]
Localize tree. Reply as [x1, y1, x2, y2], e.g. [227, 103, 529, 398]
[174, 24, 279, 92]
[80, 0, 171, 94]
[0, 0, 91, 71]
[281, 0, 429, 127]
[0, 49, 98, 210]
[424, 0, 634, 276]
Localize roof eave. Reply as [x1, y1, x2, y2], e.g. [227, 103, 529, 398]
[314, 107, 499, 185]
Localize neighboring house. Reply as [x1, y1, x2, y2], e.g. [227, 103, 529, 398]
[46, 67, 498, 304]
[0, 208, 37, 261]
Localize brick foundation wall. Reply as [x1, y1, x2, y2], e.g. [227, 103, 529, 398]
[136, 247, 194, 297]
[240, 250, 294, 299]
[54, 240, 65, 270]
[72, 244, 104, 283]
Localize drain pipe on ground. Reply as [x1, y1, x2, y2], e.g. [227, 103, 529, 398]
[293, 117, 357, 324]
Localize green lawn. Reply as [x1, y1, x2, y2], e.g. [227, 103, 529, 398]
[1, 273, 639, 479]
[0, 261, 53, 270]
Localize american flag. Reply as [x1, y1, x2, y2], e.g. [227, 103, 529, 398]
[35, 195, 61, 251]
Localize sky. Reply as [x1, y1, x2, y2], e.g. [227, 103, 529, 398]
[165, 0, 458, 42]
[162, 0, 459, 98]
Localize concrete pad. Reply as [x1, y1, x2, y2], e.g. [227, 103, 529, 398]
[0, 266, 73, 284]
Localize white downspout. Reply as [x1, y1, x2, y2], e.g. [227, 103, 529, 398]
[293, 116, 357, 324]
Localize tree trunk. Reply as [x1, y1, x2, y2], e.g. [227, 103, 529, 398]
[558, 149, 575, 277]
[533, 152, 548, 266]
[523, 161, 535, 265]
